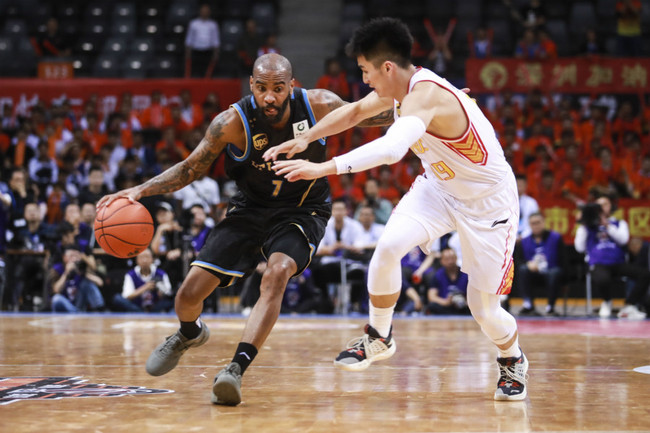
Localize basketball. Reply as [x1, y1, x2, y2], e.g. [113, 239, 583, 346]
[94, 198, 154, 259]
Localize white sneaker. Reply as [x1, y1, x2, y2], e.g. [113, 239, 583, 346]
[617, 305, 647, 320]
[334, 324, 396, 371]
[599, 300, 612, 318]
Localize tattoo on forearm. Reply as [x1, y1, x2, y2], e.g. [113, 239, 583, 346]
[357, 109, 395, 127]
[140, 114, 228, 196]
[325, 97, 347, 113]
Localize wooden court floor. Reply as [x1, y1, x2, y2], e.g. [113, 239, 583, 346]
[1, 314, 649, 433]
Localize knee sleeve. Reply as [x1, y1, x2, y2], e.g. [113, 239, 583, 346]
[467, 284, 518, 346]
[367, 214, 429, 297]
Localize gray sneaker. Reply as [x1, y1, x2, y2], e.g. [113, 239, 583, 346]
[145, 320, 210, 376]
[211, 362, 242, 406]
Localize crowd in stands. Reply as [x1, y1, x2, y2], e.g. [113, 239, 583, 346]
[2, 82, 650, 318]
[0, 0, 649, 318]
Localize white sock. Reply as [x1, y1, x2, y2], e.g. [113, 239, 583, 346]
[498, 339, 522, 359]
[369, 304, 395, 338]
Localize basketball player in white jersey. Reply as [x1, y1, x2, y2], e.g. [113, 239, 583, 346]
[265, 17, 528, 401]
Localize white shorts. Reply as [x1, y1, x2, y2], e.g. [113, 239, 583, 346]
[392, 173, 519, 295]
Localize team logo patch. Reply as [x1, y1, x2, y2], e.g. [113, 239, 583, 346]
[253, 133, 269, 150]
[292, 120, 309, 138]
[0, 376, 173, 405]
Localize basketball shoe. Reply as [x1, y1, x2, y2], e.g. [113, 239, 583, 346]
[211, 362, 242, 406]
[334, 324, 396, 371]
[494, 350, 529, 401]
[145, 320, 210, 376]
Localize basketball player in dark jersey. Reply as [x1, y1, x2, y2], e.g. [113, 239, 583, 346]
[97, 53, 393, 406]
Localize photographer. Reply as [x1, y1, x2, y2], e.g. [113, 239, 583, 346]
[575, 195, 649, 319]
[112, 248, 173, 313]
[50, 247, 105, 312]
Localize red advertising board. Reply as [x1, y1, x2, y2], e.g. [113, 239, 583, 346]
[0, 78, 242, 118]
[538, 199, 650, 244]
[465, 58, 650, 94]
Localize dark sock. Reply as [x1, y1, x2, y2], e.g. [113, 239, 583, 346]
[179, 319, 202, 340]
[231, 342, 258, 374]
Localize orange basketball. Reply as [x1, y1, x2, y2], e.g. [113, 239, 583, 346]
[94, 198, 154, 258]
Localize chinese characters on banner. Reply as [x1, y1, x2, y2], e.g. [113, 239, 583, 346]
[466, 58, 650, 94]
[538, 199, 650, 244]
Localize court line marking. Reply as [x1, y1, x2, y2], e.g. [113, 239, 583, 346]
[0, 364, 640, 372]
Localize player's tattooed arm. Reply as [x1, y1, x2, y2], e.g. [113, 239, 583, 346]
[308, 88, 394, 127]
[138, 109, 239, 196]
[356, 108, 394, 127]
[308, 88, 348, 121]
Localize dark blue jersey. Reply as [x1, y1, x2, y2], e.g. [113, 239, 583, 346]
[225, 88, 330, 208]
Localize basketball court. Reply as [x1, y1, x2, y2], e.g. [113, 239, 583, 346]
[1, 314, 649, 432]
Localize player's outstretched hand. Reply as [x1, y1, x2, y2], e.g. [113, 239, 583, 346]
[273, 159, 323, 182]
[96, 186, 143, 210]
[263, 137, 310, 161]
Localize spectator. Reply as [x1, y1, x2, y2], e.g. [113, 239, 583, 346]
[310, 199, 364, 311]
[516, 174, 540, 238]
[631, 155, 650, 198]
[574, 195, 648, 319]
[376, 165, 401, 205]
[139, 91, 170, 130]
[399, 245, 438, 316]
[515, 212, 565, 316]
[186, 204, 212, 258]
[588, 147, 626, 197]
[616, 0, 642, 57]
[329, 172, 364, 210]
[31, 17, 71, 58]
[49, 247, 105, 313]
[580, 29, 603, 57]
[78, 166, 109, 206]
[281, 268, 325, 314]
[156, 126, 190, 164]
[28, 141, 58, 202]
[508, 0, 546, 32]
[7, 168, 39, 236]
[426, 248, 470, 315]
[515, 29, 544, 60]
[62, 203, 94, 254]
[538, 30, 557, 59]
[7, 128, 36, 170]
[185, 4, 220, 78]
[427, 32, 453, 75]
[173, 173, 220, 218]
[7, 202, 52, 310]
[315, 58, 351, 101]
[112, 248, 174, 313]
[353, 204, 385, 262]
[179, 90, 204, 129]
[533, 169, 563, 201]
[471, 27, 492, 59]
[237, 19, 264, 75]
[561, 164, 592, 205]
[257, 34, 280, 57]
[354, 178, 393, 225]
[150, 201, 184, 290]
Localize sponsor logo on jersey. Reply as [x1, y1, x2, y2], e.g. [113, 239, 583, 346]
[253, 133, 269, 150]
[0, 376, 173, 405]
[292, 120, 309, 138]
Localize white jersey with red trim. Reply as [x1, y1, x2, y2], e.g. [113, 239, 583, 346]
[396, 67, 512, 199]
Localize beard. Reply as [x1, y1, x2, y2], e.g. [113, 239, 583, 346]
[256, 95, 291, 125]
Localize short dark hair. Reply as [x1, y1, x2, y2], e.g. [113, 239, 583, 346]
[345, 17, 413, 68]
